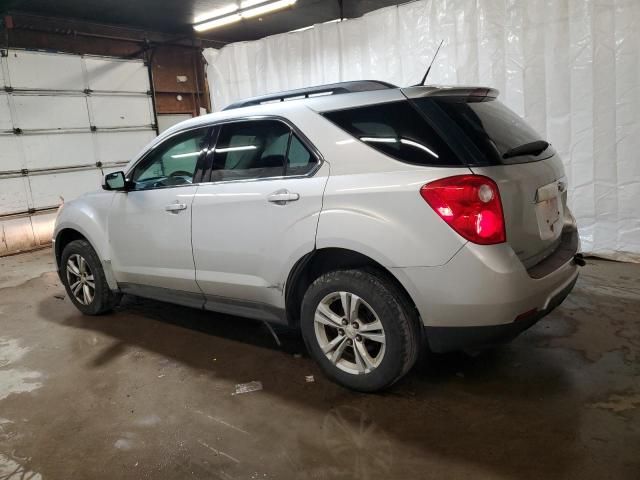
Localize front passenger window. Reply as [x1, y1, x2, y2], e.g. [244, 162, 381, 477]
[130, 127, 209, 190]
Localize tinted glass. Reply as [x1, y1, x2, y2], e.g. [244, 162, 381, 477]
[212, 120, 290, 181]
[131, 128, 208, 190]
[323, 101, 462, 166]
[413, 97, 552, 165]
[286, 135, 317, 176]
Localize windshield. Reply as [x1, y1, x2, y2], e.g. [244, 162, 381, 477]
[412, 97, 554, 165]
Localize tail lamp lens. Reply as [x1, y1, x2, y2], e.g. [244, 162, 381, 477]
[420, 175, 506, 245]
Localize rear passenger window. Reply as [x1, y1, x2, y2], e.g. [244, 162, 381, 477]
[212, 120, 289, 182]
[286, 135, 317, 176]
[211, 120, 319, 181]
[323, 101, 462, 166]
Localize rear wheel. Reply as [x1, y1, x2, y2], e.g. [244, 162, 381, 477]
[61, 239, 120, 315]
[301, 269, 419, 392]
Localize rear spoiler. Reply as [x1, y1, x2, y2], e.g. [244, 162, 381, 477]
[402, 85, 499, 100]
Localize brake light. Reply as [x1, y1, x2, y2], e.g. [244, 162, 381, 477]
[420, 175, 506, 245]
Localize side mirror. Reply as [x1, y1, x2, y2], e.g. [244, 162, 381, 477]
[103, 171, 128, 191]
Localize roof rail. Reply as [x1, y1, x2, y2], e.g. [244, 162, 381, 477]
[222, 80, 397, 111]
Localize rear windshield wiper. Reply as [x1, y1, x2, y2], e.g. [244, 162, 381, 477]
[502, 140, 550, 159]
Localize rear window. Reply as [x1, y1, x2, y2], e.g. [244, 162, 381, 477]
[413, 97, 553, 165]
[322, 101, 463, 166]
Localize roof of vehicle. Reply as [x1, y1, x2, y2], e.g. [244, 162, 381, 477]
[144, 82, 498, 162]
[125, 81, 498, 173]
[222, 80, 398, 111]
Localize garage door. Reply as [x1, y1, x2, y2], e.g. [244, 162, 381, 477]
[0, 49, 157, 255]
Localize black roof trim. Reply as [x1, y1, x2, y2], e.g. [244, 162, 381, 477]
[222, 80, 397, 111]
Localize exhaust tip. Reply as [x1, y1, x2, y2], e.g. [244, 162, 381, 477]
[573, 253, 586, 267]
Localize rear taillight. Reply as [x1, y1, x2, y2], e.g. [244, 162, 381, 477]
[420, 175, 506, 245]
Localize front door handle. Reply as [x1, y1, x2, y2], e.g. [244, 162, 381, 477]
[165, 202, 188, 213]
[267, 190, 300, 205]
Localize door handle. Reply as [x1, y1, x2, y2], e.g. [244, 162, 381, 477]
[165, 202, 188, 213]
[267, 190, 300, 205]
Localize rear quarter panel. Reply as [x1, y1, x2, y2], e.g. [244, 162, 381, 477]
[306, 114, 471, 267]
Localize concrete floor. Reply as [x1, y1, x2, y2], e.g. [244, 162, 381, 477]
[0, 249, 638, 480]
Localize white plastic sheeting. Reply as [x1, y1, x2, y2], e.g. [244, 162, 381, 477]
[204, 0, 640, 262]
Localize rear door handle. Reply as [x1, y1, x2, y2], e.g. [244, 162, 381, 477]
[267, 190, 300, 205]
[165, 202, 188, 213]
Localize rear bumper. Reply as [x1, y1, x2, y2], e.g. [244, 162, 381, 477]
[391, 228, 580, 351]
[424, 274, 577, 352]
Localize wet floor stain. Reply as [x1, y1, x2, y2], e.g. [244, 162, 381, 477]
[0, 259, 638, 479]
[0, 338, 43, 401]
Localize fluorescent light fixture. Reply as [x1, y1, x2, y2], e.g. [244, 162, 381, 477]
[241, 0, 272, 8]
[194, 13, 242, 32]
[194, 4, 239, 24]
[215, 145, 257, 153]
[171, 151, 202, 159]
[242, 0, 296, 19]
[193, 0, 297, 32]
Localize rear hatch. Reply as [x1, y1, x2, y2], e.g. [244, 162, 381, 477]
[408, 89, 570, 268]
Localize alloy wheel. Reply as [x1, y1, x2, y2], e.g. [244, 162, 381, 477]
[314, 291, 386, 374]
[66, 254, 95, 305]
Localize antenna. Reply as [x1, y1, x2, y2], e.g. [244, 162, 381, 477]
[418, 40, 444, 86]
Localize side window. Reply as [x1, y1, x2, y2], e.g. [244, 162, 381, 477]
[322, 101, 462, 166]
[286, 135, 317, 176]
[212, 120, 290, 182]
[131, 128, 209, 190]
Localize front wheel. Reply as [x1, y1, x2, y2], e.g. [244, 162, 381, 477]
[61, 239, 120, 315]
[300, 269, 419, 392]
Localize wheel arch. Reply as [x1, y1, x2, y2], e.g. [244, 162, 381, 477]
[54, 225, 118, 290]
[54, 228, 91, 267]
[284, 247, 422, 332]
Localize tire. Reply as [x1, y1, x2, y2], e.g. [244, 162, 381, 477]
[60, 239, 121, 315]
[300, 269, 419, 392]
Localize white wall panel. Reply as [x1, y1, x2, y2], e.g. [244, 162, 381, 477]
[204, 0, 640, 262]
[89, 95, 153, 128]
[28, 170, 101, 209]
[0, 217, 35, 253]
[31, 212, 57, 245]
[6, 50, 85, 90]
[13, 95, 89, 130]
[1, 49, 157, 256]
[0, 93, 12, 130]
[84, 57, 149, 93]
[95, 130, 155, 164]
[0, 136, 22, 172]
[0, 177, 30, 215]
[21, 133, 95, 170]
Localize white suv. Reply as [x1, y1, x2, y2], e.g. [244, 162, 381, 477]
[53, 81, 581, 391]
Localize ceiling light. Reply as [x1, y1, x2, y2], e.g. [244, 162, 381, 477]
[194, 13, 242, 32]
[193, 0, 297, 32]
[242, 0, 296, 19]
[194, 4, 239, 24]
[241, 0, 272, 8]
